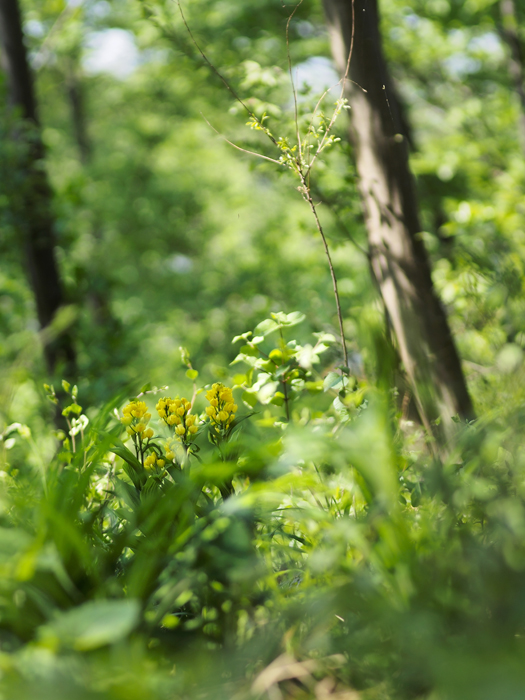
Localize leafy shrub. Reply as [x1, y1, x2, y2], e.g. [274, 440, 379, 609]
[1, 314, 525, 699]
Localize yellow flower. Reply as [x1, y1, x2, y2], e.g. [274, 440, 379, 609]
[188, 425, 198, 435]
[157, 459, 165, 468]
[144, 454, 156, 469]
[205, 383, 237, 432]
[144, 428, 154, 439]
[122, 400, 152, 440]
[166, 451, 175, 461]
[175, 424, 185, 436]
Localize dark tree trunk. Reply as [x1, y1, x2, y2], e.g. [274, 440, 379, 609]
[0, 0, 76, 377]
[322, 0, 473, 440]
[499, 0, 525, 151]
[65, 58, 91, 164]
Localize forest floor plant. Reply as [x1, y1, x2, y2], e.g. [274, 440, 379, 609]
[2, 314, 525, 699]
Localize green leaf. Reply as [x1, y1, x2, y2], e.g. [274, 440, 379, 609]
[271, 311, 305, 328]
[111, 443, 146, 489]
[186, 369, 199, 380]
[305, 381, 323, 393]
[313, 332, 336, 344]
[232, 331, 252, 344]
[323, 372, 343, 392]
[258, 381, 280, 404]
[62, 403, 83, 417]
[180, 346, 191, 364]
[61, 379, 71, 394]
[39, 599, 140, 651]
[270, 391, 285, 406]
[140, 383, 152, 393]
[114, 477, 140, 509]
[242, 391, 258, 408]
[253, 318, 279, 337]
[240, 344, 259, 357]
[231, 353, 258, 367]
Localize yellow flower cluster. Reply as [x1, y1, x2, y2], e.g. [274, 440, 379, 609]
[164, 440, 175, 461]
[205, 383, 237, 432]
[121, 400, 153, 439]
[144, 454, 166, 470]
[156, 397, 199, 442]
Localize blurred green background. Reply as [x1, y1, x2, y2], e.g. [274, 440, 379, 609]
[2, 0, 525, 698]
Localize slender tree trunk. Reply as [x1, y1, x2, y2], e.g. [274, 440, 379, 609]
[65, 58, 91, 165]
[322, 0, 473, 440]
[0, 0, 76, 377]
[499, 0, 525, 152]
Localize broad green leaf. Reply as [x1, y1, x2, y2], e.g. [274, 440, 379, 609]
[271, 311, 305, 327]
[39, 599, 140, 651]
[253, 318, 279, 337]
[323, 371, 343, 392]
[231, 353, 259, 367]
[62, 403, 82, 417]
[258, 381, 280, 404]
[242, 391, 258, 408]
[114, 477, 140, 509]
[232, 331, 252, 344]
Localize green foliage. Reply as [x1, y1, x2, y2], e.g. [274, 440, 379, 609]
[3, 320, 525, 699]
[3, 0, 525, 696]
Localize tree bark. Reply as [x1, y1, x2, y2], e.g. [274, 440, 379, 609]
[321, 0, 473, 440]
[499, 0, 525, 152]
[0, 0, 76, 377]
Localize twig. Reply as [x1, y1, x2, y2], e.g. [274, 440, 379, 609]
[200, 114, 282, 165]
[177, 2, 279, 148]
[285, 1, 304, 165]
[310, 186, 369, 257]
[300, 177, 349, 370]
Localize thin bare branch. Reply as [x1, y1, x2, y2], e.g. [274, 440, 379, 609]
[177, 1, 279, 148]
[200, 114, 283, 165]
[285, 1, 304, 165]
[301, 178, 349, 370]
[308, 0, 356, 169]
[310, 186, 369, 257]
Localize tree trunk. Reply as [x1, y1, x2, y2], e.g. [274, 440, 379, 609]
[0, 0, 76, 377]
[65, 59, 91, 165]
[499, 0, 525, 152]
[322, 0, 473, 440]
